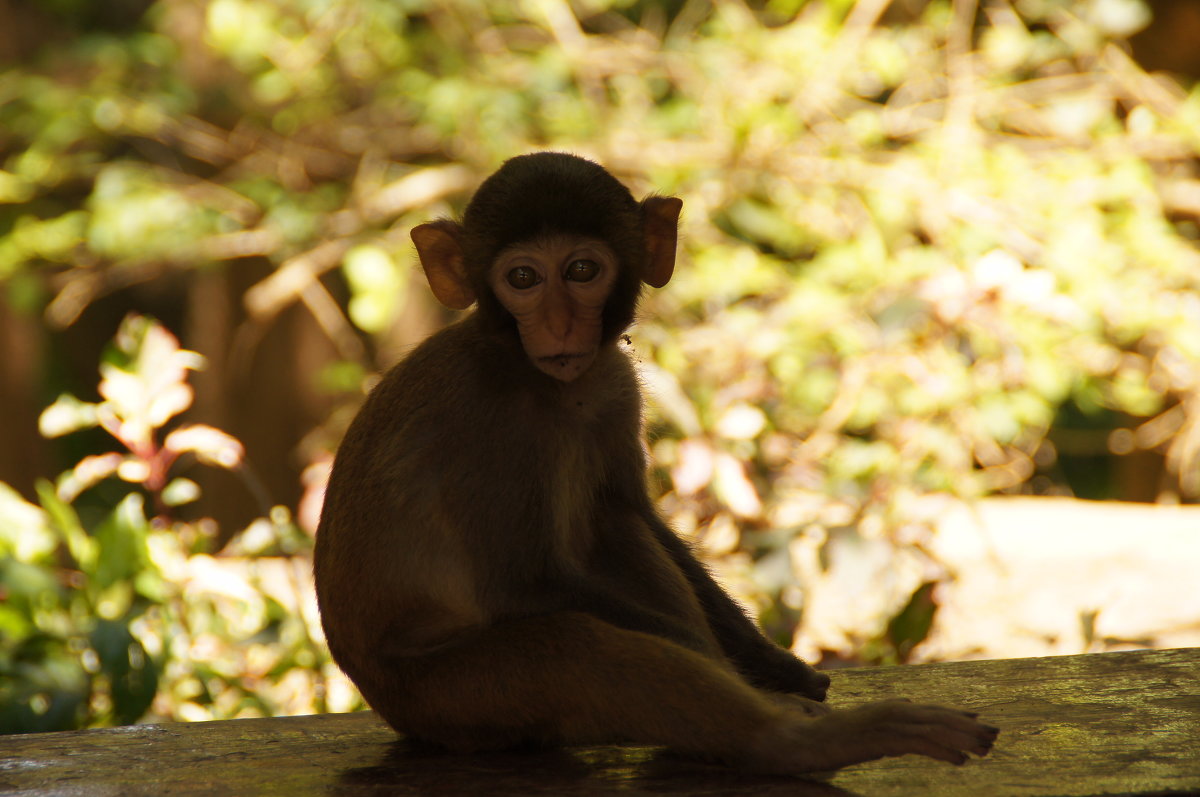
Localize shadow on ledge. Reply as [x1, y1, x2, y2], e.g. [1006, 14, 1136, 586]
[335, 739, 849, 796]
[2, 648, 1198, 796]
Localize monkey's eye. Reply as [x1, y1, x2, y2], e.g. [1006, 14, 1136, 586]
[565, 259, 600, 282]
[506, 266, 541, 289]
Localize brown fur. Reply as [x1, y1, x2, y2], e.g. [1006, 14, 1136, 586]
[313, 153, 998, 775]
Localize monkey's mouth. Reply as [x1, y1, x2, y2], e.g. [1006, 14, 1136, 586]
[540, 353, 589, 366]
[535, 352, 594, 381]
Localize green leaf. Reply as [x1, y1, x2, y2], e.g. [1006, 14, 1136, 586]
[92, 493, 151, 592]
[343, 244, 405, 334]
[0, 558, 61, 619]
[35, 479, 94, 573]
[885, 581, 939, 663]
[90, 619, 158, 726]
[0, 634, 90, 734]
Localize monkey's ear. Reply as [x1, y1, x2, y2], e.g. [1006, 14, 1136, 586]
[641, 196, 682, 289]
[411, 221, 476, 310]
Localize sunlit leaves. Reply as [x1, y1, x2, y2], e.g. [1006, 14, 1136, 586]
[91, 494, 152, 595]
[712, 452, 763, 519]
[32, 314, 250, 599]
[0, 212, 87, 279]
[2, 316, 345, 732]
[101, 320, 204, 445]
[1085, 0, 1152, 37]
[0, 480, 160, 732]
[605, 0, 1200, 660]
[0, 170, 34, 203]
[163, 426, 244, 470]
[35, 480, 93, 574]
[342, 244, 405, 334]
[41, 316, 211, 483]
[88, 166, 219, 264]
[37, 394, 99, 440]
[206, 0, 280, 69]
[0, 483, 55, 562]
[160, 478, 202, 508]
[716, 403, 768, 441]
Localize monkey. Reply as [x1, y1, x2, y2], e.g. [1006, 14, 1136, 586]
[313, 152, 998, 776]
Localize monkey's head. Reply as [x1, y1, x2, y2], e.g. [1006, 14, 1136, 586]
[411, 152, 682, 382]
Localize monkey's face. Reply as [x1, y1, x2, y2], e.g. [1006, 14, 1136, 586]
[410, 155, 681, 384]
[489, 234, 620, 382]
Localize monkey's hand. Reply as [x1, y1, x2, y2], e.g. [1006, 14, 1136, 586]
[747, 699, 999, 775]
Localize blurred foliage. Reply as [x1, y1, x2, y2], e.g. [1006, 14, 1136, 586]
[0, 315, 353, 733]
[2, 0, 1199, 730]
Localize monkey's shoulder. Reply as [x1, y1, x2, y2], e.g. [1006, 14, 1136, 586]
[362, 320, 496, 405]
[335, 319, 647, 490]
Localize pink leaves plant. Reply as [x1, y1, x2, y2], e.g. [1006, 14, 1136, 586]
[39, 314, 243, 508]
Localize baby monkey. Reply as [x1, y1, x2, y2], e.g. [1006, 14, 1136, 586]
[313, 152, 998, 775]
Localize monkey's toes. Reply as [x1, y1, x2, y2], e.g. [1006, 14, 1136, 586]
[975, 723, 1000, 756]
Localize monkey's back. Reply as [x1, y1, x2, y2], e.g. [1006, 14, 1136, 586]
[313, 315, 645, 676]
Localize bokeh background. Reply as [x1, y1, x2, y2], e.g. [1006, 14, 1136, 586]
[2, 0, 1199, 734]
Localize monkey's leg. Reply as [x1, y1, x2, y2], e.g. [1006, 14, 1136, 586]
[364, 612, 997, 775]
[373, 611, 778, 756]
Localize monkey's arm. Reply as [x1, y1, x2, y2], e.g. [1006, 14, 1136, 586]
[647, 514, 830, 700]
